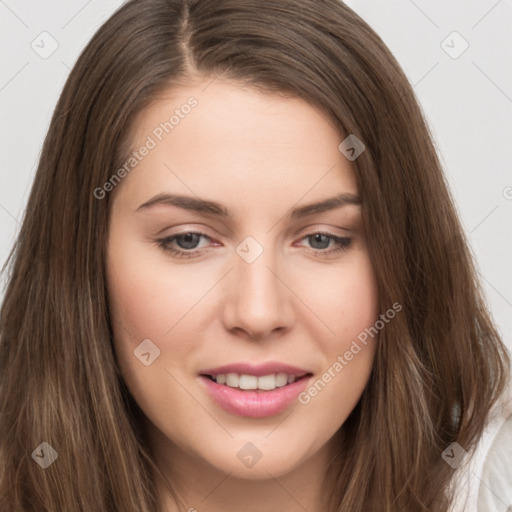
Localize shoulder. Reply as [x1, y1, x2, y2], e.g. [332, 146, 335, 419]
[451, 394, 512, 512]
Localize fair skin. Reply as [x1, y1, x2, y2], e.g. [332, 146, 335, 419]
[106, 77, 379, 512]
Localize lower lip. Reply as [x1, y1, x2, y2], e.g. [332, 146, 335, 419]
[198, 375, 312, 418]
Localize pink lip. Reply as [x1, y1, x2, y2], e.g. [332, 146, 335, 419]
[198, 374, 312, 418]
[199, 362, 310, 377]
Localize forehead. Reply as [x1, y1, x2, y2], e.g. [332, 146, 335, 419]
[113, 78, 359, 212]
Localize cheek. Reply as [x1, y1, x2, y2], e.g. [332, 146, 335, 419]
[294, 251, 379, 422]
[105, 229, 205, 393]
[105, 233, 209, 432]
[299, 249, 379, 347]
[106, 226, 213, 344]
[340, 256, 379, 340]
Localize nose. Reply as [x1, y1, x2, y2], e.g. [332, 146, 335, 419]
[221, 242, 295, 340]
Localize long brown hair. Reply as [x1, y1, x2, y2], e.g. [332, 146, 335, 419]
[1, 0, 509, 510]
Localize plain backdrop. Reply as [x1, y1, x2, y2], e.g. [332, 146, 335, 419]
[0, 1, 511, 510]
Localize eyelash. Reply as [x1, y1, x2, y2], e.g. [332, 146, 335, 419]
[155, 231, 353, 259]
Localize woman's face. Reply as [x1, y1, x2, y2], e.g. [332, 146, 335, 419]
[106, 77, 379, 483]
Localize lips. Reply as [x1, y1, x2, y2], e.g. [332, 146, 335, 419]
[198, 362, 313, 417]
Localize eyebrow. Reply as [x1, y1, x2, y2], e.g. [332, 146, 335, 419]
[136, 192, 361, 219]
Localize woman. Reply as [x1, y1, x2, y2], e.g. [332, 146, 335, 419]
[0, 0, 509, 510]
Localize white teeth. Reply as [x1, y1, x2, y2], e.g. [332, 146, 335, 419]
[258, 374, 276, 390]
[225, 373, 239, 388]
[275, 373, 288, 387]
[239, 374, 258, 390]
[211, 372, 302, 390]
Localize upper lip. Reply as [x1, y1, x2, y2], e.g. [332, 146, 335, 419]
[199, 362, 312, 378]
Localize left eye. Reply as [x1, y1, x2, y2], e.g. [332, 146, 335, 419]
[155, 231, 352, 259]
[297, 232, 353, 256]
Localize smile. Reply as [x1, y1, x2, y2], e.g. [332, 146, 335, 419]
[204, 372, 309, 391]
[197, 362, 313, 418]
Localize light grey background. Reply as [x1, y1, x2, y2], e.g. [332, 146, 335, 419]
[0, 1, 511, 509]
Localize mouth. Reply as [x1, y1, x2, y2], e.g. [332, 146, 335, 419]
[197, 362, 314, 418]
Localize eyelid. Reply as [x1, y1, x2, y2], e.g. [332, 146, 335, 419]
[294, 223, 351, 237]
[157, 222, 231, 239]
